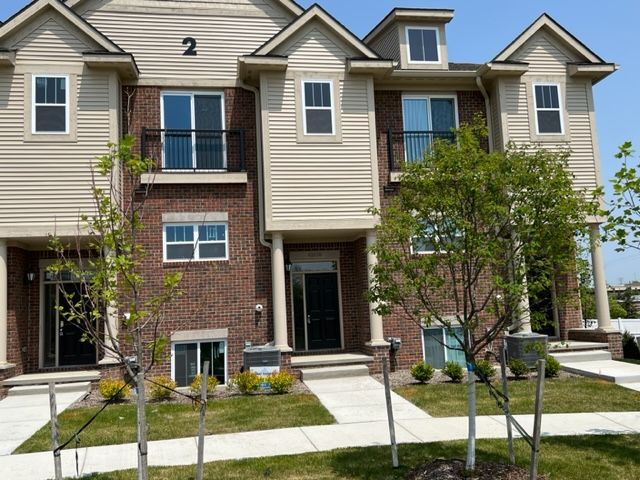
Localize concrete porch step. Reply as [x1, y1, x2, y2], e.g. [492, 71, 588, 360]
[560, 360, 640, 384]
[290, 353, 374, 369]
[2, 370, 100, 387]
[300, 364, 370, 381]
[548, 340, 609, 353]
[7, 381, 92, 397]
[551, 350, 612, 363]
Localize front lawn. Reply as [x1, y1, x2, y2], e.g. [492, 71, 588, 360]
[396, 377, 640, 417]
[15, 393, 334, 454]
[77, 434, 640, 480]
[621, 358, 640, 365]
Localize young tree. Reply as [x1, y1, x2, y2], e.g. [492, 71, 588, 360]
[368, 119, 594, 471]
[48, 136, 184, 480]
[603, 141, 640, 251]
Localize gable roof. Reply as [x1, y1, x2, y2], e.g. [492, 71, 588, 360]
[64, 0, 305, 16]
[0, 0, 123, 53]
[253, 3, 380, 59]
[493, 13, 604, 64]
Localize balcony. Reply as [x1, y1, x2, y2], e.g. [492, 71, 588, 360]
[387, 130, 455, 180]
[140, 128, 247, 184]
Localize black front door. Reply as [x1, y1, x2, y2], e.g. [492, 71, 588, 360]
[57, 283, 97, 366]
[305, 273, 341, 350]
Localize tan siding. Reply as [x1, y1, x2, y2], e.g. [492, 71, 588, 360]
[490, 86, 503, 151]
[566, 81, 597, 190]
[503, 80, 531, 144]
[512, 31, 575, 75]
[286, 28, 351, 72]
[14, 18, 87, 64]
[267, 77, 375, 221]
[82, 0, 290, 81]
[0, 71, 111, 230]
[369, 27, 400, 63]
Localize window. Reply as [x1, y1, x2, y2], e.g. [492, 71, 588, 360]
[161, 92, 226, 170]
[163, 223, 228, 261]
[423, 327, 465, 369]
[303, 81, 334, 135]
[533, 84, 563, 135]
[406, 27, 440, 63]
[402, 96, 457, 163]
[33, 75, 68, 133]
[172, 340, 226, 386]
[411, 220, 463, 254]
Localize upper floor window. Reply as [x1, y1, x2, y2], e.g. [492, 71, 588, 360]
[33, 75, 68, 134]
[402, 95, 457, 162]
[161, 92, 226, 170]
[411, 220, 463, 255]
[533, 84, 563, 135]
[163, 223, 228, 262]
[303, 80, 334, 135]
[406, 27, 440, 64]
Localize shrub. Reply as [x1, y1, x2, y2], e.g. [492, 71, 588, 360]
[98, 378, 131, 401]
[442, 361, 464, 383]
[189, 374, 220, 396]
[475, 360, 496, 381]
[623, 330, 640, 359]
[508, 358, 530, 379]
[267, 371, 295, 394]
[149, 376, 176, 401]
[229, 371, 261, 394]
[544, 355, 561, 378]
[410, 362, 435, 383]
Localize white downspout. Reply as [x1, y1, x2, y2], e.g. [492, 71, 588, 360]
[475, 75, 494, 152]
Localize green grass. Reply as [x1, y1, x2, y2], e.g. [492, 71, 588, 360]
[396, 377, 640, 417]
[77, 435, 640, 479]
[621, 358, 640, 365]
[15, 394, 334, 454]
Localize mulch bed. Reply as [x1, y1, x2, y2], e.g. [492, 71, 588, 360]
[406, 459, 545, 480]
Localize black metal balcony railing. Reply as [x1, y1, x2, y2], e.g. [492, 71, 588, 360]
[387, 130, 456, 171]
[141, 128, 246, 173]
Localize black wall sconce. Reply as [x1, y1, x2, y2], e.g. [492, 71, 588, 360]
[25, 272, 36, 284]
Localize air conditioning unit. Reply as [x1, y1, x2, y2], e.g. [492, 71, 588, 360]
[243, 346, 281, 376]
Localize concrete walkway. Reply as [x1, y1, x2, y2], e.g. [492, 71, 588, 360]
[0, 385, 89, 456]
[552, 351, 640, 392]
[303, 375, 430, 423]
[1, 411, 639, 479]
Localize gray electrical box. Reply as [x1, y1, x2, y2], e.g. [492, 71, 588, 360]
[505, 333, 548, 368]
[243, 346, 281, 375]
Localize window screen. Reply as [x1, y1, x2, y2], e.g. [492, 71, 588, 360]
[34, 76, 67, 133]
[303, 81, 333, 135]
[407, 28, 439, 63]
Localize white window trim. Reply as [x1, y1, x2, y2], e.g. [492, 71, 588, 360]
[163, 222, 229, 262]
[159, 91, 227, 170]
[421, 325, 465, 365]
[32, 74, 69, 135]
[532, 83, 564, 136]
[170, 339, 228, 386]
[302, 80, 335, 136]
[405, 26, 441, 65]
[410, 220, 463, 255]
[402, 94, 460, 130]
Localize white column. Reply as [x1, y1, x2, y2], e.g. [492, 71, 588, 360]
[99, 305, 120, 364]
[589, 223, 613, 331]
[0, 240, 9, 366]
[271, 233, 291, 351]
[515, 275, 532, 334]
[366, 231, 389, 346]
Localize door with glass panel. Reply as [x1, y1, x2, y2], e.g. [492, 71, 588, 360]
[161, 92, 225, 170]
[402, 96, 456, 162]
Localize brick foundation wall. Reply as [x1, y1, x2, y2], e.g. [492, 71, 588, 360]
[568, 329, 624, 359]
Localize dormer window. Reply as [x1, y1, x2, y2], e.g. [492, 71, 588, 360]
[533, 84, 563, 135]
[406, 27, 440, 64]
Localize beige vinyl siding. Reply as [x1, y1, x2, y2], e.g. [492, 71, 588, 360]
[502, 80, 531, 144]
[369, 26, 400, 63]
[14, 18, 88, 64]
[0, 72, 112, 231]
[565, 81, 597, 190]
[82, 0, 290, 81]
[489, 86, 503, 151]
[0, 17, 113, 235]
[511, 31, 573, 74]
[264, 24, 377, 228]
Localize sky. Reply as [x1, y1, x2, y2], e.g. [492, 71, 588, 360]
[1, 0, 639, 284]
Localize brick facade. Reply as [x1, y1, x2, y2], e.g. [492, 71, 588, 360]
[568, 329, 624, 359]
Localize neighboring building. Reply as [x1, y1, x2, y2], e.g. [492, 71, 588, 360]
[0, 0, 619, 389]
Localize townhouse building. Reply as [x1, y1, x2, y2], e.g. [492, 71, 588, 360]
[0, 0, 619, 390]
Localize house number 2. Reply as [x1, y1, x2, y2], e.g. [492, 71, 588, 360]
[182, 37, 197, 56]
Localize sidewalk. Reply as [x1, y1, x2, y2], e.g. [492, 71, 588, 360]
[1, 411, 639, 479]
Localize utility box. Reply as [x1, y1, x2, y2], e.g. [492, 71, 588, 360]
[505, 333, 548, 368]
[243, 346, 281, 376]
